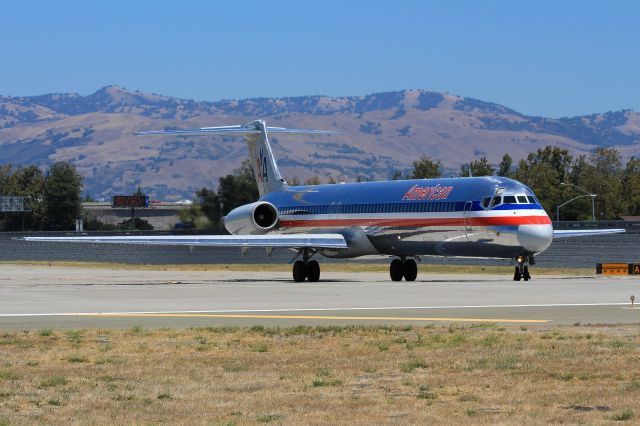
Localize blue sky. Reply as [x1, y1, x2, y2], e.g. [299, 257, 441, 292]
[1, 0, 638, 117]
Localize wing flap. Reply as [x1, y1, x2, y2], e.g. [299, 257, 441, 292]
[553, 228, 625, 238]
[19, 233, 348, 249]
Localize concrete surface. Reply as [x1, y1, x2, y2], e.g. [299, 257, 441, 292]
[1, 265, 639, 328]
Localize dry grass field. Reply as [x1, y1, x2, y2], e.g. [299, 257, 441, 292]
[0, 325, 638, 424]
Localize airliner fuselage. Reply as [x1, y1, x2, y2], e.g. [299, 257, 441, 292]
[262, 176, 553, 259]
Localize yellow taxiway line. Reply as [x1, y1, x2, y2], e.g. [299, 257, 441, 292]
[77, 312, 550, 323]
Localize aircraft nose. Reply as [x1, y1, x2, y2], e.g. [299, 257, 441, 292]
[518, 224, 553, 253]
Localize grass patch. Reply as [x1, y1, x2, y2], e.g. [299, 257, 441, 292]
[251, 343, 269, 353]
[67, 355, 88, 363]
[623, 379, 640, 392]
[611, 409, 634, 421]
[401, 360, 428, 373]
[257, 414, 283, 423]
[157, 392, 172, 400]
[38, 329, 53, 337]
[416, 385, 438, 401]
[0, 371, 19, 381]
[39, 376, 67, 388]
[312, 379, 342, 387]
[495, 356, 521, 370]
[66, 330, 83, 344]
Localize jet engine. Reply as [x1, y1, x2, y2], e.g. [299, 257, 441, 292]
[223, 201, 279, 235]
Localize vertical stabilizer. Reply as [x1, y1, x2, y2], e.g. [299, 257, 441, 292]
[244, 120, 287, 196]
[134, 119, 337, 197]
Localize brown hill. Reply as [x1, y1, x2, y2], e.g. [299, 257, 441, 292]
[0, 86, 638, 200]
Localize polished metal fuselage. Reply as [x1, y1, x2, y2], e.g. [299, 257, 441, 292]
[262, 176, 554, 259]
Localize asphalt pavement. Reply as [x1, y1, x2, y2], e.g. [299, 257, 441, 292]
[1, 265, 638, 329]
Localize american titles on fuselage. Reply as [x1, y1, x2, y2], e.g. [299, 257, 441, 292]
[402, 184, 454, 201]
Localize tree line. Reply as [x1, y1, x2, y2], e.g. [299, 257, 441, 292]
[402, 146, 640, 221]
[0, 162, 83, 231]
[185, 146, 640, 228]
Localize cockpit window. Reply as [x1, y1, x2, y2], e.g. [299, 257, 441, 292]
[490, 196, 502, 207]
[503, 195, 517, 204]
[527, 196, 537, 204]
[481, 197, 491, 208]
[517, 195, 528, 204]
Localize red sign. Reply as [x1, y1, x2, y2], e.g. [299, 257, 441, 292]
[112, 195, 150, 208]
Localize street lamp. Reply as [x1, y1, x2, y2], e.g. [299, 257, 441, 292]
[557, 183, 596, 222]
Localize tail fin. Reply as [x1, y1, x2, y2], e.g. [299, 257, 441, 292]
[135, 120, 337, 196]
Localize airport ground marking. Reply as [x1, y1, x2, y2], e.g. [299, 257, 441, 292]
[74, 312, 549, 323]
[0, 301, 631, 318]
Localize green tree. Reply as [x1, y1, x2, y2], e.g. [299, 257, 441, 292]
[410, 155, 442, 179]
[622, 157, 640, 216]
[571, 148, 624, 220]
[0, 165, 46, 230]
[460, 156, 494, 177]
[497, 153, 513, 177]
[513, 146, 573, 215]
[43, 161, 83, 230]
[218, 161, 259, 215]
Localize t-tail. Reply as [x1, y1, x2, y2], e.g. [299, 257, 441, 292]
[135, 120, 337, 196]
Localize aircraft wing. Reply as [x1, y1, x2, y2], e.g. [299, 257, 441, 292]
[19, 233, 348, 249]
[553, 228, 625, 238]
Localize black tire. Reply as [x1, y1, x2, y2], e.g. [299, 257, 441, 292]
[390, 259, 404, 281]
[403, 258, 418, 282]
[293, 260, 307, 282]
[307, 260, 320, 282]
[513, 266, 522, 282]
[523, 266, 530, 281]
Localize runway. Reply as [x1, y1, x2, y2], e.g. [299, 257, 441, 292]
[0, 264, 638, 328]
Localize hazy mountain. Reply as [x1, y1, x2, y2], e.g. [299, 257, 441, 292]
[0, 85, 638, 200]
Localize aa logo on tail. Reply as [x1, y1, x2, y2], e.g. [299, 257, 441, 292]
[256, 148, 268, 182]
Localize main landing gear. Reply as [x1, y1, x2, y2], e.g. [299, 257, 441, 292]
[513, 255, 532, 282]
[292, 249, 320, 282]
[390, 257, 418, 282]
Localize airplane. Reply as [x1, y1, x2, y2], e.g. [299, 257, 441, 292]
[22, 120, 624, 282]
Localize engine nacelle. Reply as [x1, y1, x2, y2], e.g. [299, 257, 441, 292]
[223, 201, 279, 235]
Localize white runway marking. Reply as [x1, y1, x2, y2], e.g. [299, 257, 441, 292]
[0, 302, 630, 317]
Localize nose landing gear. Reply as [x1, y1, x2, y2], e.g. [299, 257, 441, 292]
[390, 257, 418, 282]
[513, 255, 532, 282]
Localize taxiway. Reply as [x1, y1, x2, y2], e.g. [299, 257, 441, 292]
[0, 264, 638, 328]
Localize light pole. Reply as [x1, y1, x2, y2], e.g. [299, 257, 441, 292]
[558, 183, 596, 221]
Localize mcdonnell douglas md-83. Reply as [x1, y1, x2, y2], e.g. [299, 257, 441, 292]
[23, 120, 624, 282]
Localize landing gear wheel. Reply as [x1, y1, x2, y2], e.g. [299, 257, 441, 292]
[307, 260, 320, 282]
[513, 266, 522, 282]
[403, 259, 418, 282]
[523, 266, 530, 281]
[390, 259, 404, 281]
[293, 260, 307, 282]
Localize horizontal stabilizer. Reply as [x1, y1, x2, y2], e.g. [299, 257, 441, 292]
[135, 123, 339, 136]
[18, 233, 348, 249]
[553, 228, 625, 238]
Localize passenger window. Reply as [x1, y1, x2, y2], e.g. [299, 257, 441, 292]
[490, 196, 502, 207]
[503, 196, 517, 204]
[481, 197, 490, 208]
[517, 196, 528, 204]
[527, 196, 536, 204]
